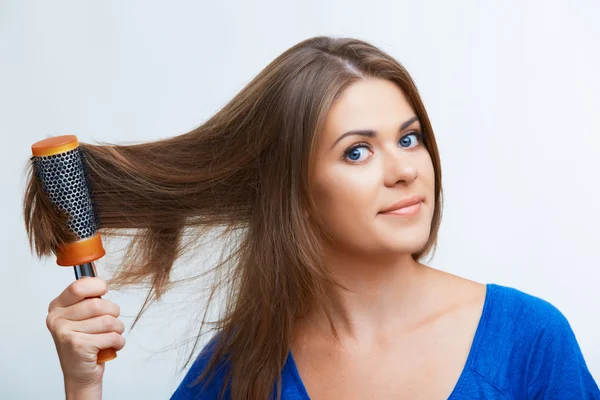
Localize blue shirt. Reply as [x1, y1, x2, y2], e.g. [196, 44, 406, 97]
[171, 283, 600, 399]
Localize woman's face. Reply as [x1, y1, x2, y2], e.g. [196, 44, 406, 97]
[310, 78, 435, 256]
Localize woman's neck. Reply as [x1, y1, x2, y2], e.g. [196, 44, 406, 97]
[304, 248, 434, 345]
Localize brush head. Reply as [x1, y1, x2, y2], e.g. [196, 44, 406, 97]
[31, 135, 105, 266]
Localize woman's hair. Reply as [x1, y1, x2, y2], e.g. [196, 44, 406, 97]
[22, 36, 443, 399]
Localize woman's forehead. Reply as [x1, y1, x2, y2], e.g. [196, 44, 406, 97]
[318, 78, 415, 146]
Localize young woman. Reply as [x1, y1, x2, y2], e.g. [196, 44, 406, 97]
[24, 36, 599, 399]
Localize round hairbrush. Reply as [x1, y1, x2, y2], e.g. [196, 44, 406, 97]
[31, 135, 117, 363]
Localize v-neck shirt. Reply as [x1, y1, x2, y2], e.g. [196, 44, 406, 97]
[171, 283, 600, 399]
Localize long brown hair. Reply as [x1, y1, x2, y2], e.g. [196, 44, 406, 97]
[22, 36, 443, 399]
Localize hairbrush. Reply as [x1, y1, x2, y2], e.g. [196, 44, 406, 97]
[31, 135, 117, 363]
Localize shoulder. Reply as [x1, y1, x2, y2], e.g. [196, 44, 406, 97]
[471, 284, 599, 398]
[170, 334, 230, 400]
[481, 283, 590, 355]
[484, 283, 568, 330]
[478, 283, 581, 357]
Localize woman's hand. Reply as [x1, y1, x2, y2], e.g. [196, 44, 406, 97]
[46, 277, 126, 395]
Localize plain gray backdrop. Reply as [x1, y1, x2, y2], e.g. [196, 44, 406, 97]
[1, 0, 599, 398]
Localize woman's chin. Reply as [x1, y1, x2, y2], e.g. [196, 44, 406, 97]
[376, 233, 430, 255]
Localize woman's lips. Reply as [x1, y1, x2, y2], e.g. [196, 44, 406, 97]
[379, 201, 422, 216]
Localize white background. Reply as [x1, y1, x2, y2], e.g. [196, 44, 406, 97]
[1, 0, 599, 398]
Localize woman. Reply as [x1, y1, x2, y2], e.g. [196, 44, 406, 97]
[24, 36, 599, 399]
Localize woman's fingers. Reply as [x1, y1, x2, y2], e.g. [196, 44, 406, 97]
[48, 277, 108, 311]
[69, 315, 126, 335]
[57, 296, 121, 322]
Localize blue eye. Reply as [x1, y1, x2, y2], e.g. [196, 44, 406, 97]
[345, 145, 370, 162]
[344, 143, 370, 162]
[399, 132, 423, 148]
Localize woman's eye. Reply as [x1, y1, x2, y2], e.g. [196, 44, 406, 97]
[399, 132, 422, 148]
[344, 145, 371, 162]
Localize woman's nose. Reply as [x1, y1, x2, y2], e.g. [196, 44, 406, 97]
[382, 149, 418, 187]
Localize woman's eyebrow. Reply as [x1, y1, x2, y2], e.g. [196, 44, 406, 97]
[330, 116, 420, 149]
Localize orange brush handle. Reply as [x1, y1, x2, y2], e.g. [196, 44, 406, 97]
[98, 348, 118, 363]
